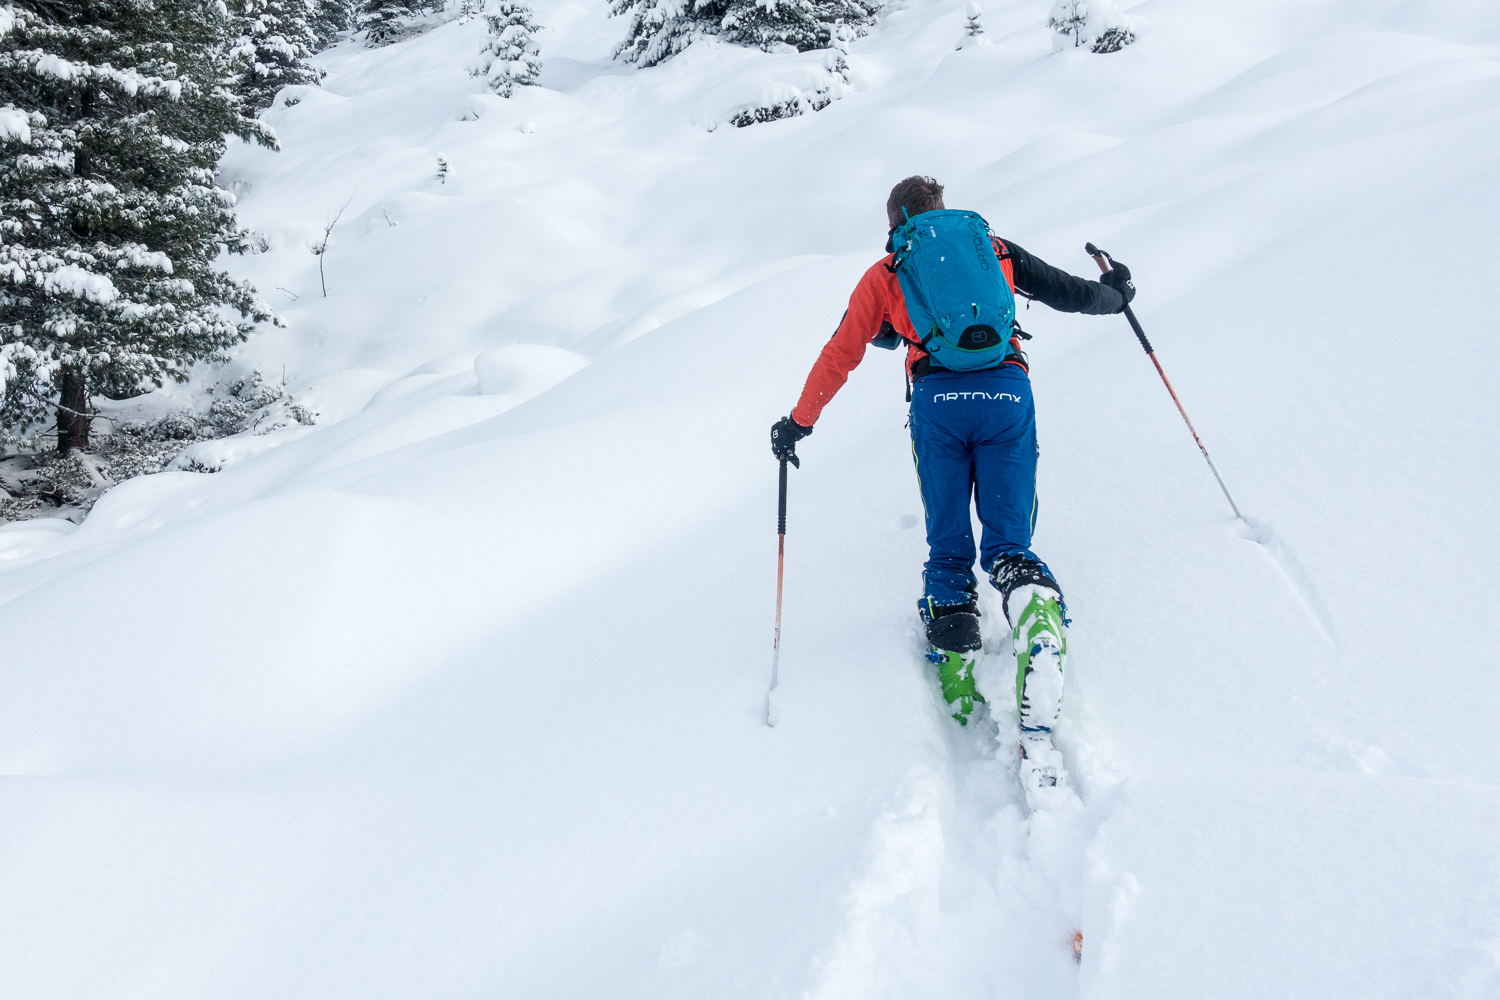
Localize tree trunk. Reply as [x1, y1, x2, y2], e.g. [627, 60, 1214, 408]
[62, 78, 93, 453]
[57, 367, 91, 453]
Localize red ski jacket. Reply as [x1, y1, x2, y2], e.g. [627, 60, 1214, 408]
[791, 237, 1019, 427]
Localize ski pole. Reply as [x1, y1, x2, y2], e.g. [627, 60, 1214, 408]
[1086, 243, 1246, 523]
[767, 456, 789, 727]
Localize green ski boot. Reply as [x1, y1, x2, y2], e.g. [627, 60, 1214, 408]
[930, 648, 983, 724]
[1011, 587, 1067, 732]
[922, 601, 985, 725]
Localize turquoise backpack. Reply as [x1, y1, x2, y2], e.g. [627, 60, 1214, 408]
[888, 210, 1017, 372]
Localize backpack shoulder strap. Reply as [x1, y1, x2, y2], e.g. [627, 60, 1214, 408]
[991, 236, 1018, 294]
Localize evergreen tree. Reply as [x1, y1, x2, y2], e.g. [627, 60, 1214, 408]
[610, 0, 703, 68]
[956, 1, 987, 49]
[1085, 0, 1134, 55]
[0, 1, 277, 452]
[826, 21, 851, 83]
[719, 0, 822, 53]
[471, 0, 542, 98]
[612, 0, 877, 68]
[229, 0, 324, 113]
[360, 0, 438, 47]
[309, 0, 357, 50]
[733, 0, 875, 52]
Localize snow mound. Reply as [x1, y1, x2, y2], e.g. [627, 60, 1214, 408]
[473, 343, 587, 397]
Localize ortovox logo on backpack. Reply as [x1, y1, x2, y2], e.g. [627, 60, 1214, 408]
[889, 210, 1017, 372]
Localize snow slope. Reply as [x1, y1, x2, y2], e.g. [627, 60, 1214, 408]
[4, 1, 1500, 996]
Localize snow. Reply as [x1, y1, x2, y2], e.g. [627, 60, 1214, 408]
[40, 262, 119, 303]
[115, 247, 174, 273]
[26, 51, 183, 98]
[3, 0, 1500, 997]
[473, 342, 588, 396]
[0, 104, 30, 143]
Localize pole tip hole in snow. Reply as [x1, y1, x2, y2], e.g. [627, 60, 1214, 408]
[1235, 515, 1273, 546]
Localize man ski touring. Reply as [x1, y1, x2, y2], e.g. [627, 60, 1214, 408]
[769, 176, 1134, 737]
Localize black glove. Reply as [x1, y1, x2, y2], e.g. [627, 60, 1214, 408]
[770, 415, 812, 467]
[1100, 261, 1135, 310]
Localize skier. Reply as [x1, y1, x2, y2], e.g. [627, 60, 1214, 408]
[769, 176, 1134, 733]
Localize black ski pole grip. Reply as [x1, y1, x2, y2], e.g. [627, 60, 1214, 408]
[778, 457, 788, 535]
[1086, 242, 1154, 355]
[1122, 305, 1154, 354]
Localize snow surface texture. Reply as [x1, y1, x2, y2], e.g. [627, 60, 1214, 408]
[4, 1, 1500, 997]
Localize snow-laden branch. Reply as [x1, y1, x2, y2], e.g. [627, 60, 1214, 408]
[0, 342, 56, 399]
[0, 104, 35, 142]
[0, 249, 121, 305]
[0, 49, 184, 98]
[114, 248, 173, 274]
[41, 264, 119, 303]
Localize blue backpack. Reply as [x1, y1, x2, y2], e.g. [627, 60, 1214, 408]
[887, 210, 1016, 372]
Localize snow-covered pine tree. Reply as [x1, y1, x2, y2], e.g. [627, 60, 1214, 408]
[726, 18, 853, 126]
[309, 0, 357, 50]
[229, 0, 324, 113]
[1085, 0, 1134, 53]
[719, 0, 823, 53]
[0, 1, 278, 452]
[956, 1, 987, 49]
[360, 0, 406, 45]
[610, 0, 709, 68]
[827, 20, 852, 84]
[727, 0, 878, 59]
[360, 0, 439, 47]
[470, 0, 542, 98]
[612, 0, 878, 69]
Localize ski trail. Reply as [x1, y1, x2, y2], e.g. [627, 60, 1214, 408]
[805, 628, 1113, 996]
[1237, 516, 1340, 648]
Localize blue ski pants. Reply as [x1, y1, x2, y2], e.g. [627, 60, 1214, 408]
[910, 366, 1041, 609]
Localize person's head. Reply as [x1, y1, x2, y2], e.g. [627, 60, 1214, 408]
[887, 175, 945, 229]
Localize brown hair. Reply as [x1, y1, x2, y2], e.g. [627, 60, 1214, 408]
[887, 176, 945, 227]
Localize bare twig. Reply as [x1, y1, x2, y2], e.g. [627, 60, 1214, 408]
[56, 404, 120, 427]
[276, 286, 299, 301]
[314, 193, 356, 297]
[12, 383, 117, 426]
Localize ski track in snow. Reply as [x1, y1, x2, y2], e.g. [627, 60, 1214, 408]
[4, 0, 1500, 996]
[808, 624, 1112, 998]
[1237, 517, 1341, 648]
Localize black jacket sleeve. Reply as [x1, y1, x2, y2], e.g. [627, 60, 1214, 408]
[1000, 239, 1125, 315]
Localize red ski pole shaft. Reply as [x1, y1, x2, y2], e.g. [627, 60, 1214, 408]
[1086, 244, 1246, 523]
[767, 457, 788, 726]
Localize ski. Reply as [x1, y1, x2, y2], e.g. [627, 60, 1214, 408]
[1018, 731, 1067, 792]
[1016, 731, 1085, 965]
